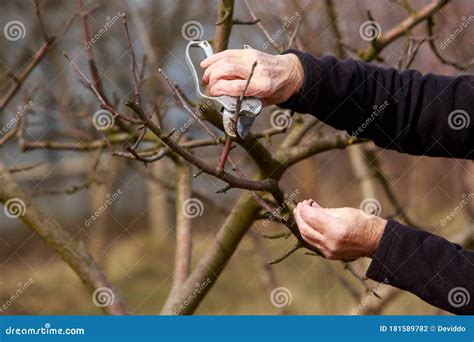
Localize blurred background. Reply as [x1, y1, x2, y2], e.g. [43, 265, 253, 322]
[0, 0, 473, 315]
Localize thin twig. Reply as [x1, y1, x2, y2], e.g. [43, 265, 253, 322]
[122, 13, 143, 111]
[63, 52, 140, 124]
[217, 61, 257, 172]
[267, 242, 301, 265]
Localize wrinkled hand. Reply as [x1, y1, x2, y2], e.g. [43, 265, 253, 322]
[200, 49, 304, 106]
[294, 200, 387, 260]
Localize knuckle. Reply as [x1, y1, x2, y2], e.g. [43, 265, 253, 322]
[247, 49, 258, 59]
[325, 239, 341, 255]
[220, 57, 232, 66]
[300, 228, 310, 239]
[262, 79, 274, 94]
[209, 86, 219, 95]
[325, 251, 338, 260]
[221, 63, 234, 73]
[339, 225, 351, 241]
[320, 248, 333, 259]
[230, 82, 244, 93]
[300, 233, 311, 245]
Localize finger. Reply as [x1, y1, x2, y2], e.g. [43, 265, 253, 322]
[209, 79, 259, 97]
[202, 57, 244, 85]
[207, 62, 251, 89]
[295, 204, 324, 243]
[200, 49, 244, 68]
[299, 204, 334, 234]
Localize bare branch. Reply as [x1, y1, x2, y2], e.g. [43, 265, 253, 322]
[360, 0, 449, 62]
[0, 162, 127, 314]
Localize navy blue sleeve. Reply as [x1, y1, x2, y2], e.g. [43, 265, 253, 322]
[279, 51, 474, 160]
[366, 220, 474, 315]
[278, 51, 474, 314]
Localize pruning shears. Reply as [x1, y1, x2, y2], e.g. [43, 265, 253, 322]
[185, 40, 262, 139]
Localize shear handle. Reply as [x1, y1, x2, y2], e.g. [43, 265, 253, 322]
[185, 41, 225, 108]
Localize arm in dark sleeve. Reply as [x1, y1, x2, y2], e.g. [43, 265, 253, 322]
[278, 51, 474, 160]
[366, 220, 474, 314]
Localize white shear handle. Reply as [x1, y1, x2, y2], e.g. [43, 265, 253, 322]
[185, 41, 232, 111]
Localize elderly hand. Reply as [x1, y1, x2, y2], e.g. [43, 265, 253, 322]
[294, 200, 387, 260]
[200, 49, 304, 106]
